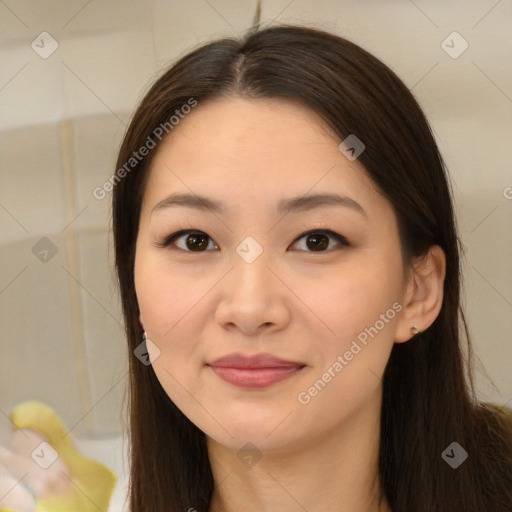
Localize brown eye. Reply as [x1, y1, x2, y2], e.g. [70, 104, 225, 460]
[292, 230, 349, 252]
[305, 233, 329, 251]
[184, 233, 209, 251]
[158, 230, 219, 252]
[157, 229, 348, 253]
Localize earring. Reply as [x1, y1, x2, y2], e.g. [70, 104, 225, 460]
[142, 331, 147, 342]
[410, 326, 419, 336]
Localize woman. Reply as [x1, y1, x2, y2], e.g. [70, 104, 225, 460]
[112, 24, 512, 512]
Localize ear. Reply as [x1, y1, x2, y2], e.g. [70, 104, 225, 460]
[139, 314, 145, 330]
[394, 245, 446, 343]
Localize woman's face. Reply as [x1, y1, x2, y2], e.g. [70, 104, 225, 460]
[134, 97, 410, 452]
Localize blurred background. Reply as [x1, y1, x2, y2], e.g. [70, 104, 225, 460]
[0, 0, 511, 510]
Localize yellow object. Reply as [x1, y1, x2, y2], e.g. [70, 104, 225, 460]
[1, 401, 116, 512]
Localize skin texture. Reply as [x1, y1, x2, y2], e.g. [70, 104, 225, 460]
[134, 97, 446, 512]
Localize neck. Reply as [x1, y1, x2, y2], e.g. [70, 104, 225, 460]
[207, 390, 391, 512]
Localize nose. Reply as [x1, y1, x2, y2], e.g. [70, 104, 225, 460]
[214, 243, 291, 337]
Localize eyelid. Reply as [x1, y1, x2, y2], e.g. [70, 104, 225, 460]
[291, 229, 350, 251]
[155, 228, 349, 252]
[154, 229, 219, 250]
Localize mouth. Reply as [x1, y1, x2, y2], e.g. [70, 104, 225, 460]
[206, 353, 306, 389]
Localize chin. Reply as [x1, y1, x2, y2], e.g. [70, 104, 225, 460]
[206, 429, 292, 454]
[202, 412, 300, 452]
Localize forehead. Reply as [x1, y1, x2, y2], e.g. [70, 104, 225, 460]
[142, 97, 383, 218]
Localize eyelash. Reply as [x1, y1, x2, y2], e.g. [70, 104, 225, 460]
[154, 228, 350, 253]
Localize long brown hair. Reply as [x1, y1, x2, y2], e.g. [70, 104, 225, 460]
[112, 24, 512, 512]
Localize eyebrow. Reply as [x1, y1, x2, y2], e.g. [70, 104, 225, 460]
[151, 192, 367, 217]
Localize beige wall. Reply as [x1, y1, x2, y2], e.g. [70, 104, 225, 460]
[1, 0, 511, 438]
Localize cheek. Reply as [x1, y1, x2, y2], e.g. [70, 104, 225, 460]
[135, 249, 212, 342]
[295, 262, 401, 419]
[301, 256, 402, 346]
[134, 251, 209, 404]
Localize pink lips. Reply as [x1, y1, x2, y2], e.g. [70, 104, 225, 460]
[207, 353, 305, 389]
